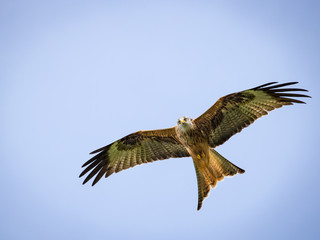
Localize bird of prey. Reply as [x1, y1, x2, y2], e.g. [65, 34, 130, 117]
[80, 82, 310, 210]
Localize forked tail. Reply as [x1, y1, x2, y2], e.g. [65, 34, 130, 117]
[193, 149, 245, 210]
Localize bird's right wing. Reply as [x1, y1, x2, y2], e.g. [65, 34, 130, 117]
[194, 82, 310, 148]
[80, 127, 190, 186]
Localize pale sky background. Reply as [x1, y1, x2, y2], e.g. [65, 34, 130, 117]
[1, 0, 320, 239]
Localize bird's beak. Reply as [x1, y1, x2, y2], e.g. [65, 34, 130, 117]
[181, 119, 186, 124]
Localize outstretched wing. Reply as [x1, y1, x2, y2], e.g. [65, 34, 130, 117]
[194, 82, 310, 148]
[80, 127, 190, 186]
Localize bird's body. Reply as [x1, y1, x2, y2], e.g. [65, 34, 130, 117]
[80, 82, 310, 210]
[175, 116, 245, 209]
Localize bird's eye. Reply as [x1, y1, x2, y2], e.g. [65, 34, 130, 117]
[178, 120, 181, 124]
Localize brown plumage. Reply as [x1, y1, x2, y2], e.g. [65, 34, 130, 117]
[80, 82, 310, 210]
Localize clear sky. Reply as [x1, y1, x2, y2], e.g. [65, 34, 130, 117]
[1, 0, 319, 239]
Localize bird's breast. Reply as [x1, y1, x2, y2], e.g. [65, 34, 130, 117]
[176, 127, 208, 149]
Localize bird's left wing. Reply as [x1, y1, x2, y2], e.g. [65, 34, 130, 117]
[194, 82, 310, 148]
[80, 127, 190, 186]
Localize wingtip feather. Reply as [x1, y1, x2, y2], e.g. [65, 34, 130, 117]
[82, 178, 89, 185]
[90, 148, 103, 154]
[253, 82, 278, 89]
[265, 82, 299, 90]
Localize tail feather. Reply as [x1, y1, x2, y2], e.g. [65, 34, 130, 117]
[210, 149, 245, 177]
[193, 162, 212, 210]
[193, 149, 244, 210]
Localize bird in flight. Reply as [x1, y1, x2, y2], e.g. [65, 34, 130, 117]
[80, 82, 310, 210]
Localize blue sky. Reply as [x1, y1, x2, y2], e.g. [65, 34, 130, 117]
[1, 0, 319, 239]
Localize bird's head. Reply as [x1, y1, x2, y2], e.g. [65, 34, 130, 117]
[177, 116, 194, 131]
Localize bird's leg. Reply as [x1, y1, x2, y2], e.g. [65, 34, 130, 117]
[196, 151, 206, 160]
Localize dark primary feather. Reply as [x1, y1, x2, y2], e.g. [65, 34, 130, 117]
[194, 82, 310, 148]
[80, 128, 190, 186]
